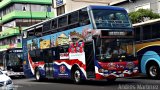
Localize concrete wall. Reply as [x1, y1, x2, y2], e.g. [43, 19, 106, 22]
[65, 0, 109, 12]
[53, 0, 112, 16]
[112, 0, 159, 13]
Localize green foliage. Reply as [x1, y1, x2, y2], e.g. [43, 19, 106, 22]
[129, 9, 160, 24]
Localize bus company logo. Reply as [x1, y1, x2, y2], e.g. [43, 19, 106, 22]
[60, 65, 66, 73]
[126, 62, 134, 69]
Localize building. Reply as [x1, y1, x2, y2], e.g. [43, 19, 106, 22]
[52, 0, 120, 16]
[0, 0, 54, 51]
[110, 0, 160, 13]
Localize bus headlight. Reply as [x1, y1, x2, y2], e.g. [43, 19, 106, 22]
[98, 69, 105, 73]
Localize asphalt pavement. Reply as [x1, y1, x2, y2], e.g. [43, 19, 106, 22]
[12, 75, 160, 90]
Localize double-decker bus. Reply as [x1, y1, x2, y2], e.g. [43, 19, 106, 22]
[22, 5, 138, 83]
[0, 48, 24, 77]
[133, 18, 160, 79]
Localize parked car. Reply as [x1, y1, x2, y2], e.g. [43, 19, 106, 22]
[0, 70, 13, 90]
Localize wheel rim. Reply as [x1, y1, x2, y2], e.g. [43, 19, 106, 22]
[74, 70, 80, 83]
[149, 65, 157, 77]
[36, 71, 40, 80]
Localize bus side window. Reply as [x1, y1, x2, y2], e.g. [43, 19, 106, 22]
[60, 46, 69, 53]
[59, 46, 69, 60]
[43, 21, 51, 32]
[43, 49, 53, 63]
[79, 8, 90, 26]
[53, 47, 60, 60]
[68, 11, 79, 29]
[52, 19, 58, 30]
[58, 15, 68, 31]
[29, 50, 36, 62]
[35, 50, 42, 62]
[27, 30, 35, 37]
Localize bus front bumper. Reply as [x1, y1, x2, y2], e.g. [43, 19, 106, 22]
[96, 67, 139, 80]
[103, 68, 139, 78]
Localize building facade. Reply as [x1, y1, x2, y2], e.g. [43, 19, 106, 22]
[0, 0, 54, 51]
[110, 0, 160, 13]
[52, 0, 116, 16]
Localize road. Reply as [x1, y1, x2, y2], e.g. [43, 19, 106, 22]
[12, 75, 160, 90]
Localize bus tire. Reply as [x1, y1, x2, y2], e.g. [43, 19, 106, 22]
[72, 68, 82, 84]
[146, 62, 160, 79]
[35, 69, 43, 81]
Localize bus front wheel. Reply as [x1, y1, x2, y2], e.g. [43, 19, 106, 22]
[72, 68, 82, 84]
[146, 62, 160, 79]
[35, 69, 43, 81]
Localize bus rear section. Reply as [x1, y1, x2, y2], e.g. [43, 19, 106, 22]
[22, 5, 138, 83]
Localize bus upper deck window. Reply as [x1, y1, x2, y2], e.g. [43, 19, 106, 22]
[79, 9, 90, 26]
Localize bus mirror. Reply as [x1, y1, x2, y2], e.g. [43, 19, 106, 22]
[23, 31, 27, 38]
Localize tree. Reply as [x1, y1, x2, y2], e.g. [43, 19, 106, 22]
[129, 9, 160, 24]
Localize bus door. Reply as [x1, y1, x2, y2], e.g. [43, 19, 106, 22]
[84, 41, 95, 78]
[43, 49, 54, 78]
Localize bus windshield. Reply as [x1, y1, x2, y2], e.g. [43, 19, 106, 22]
[96, 39, 135, 62]
[92, 9, 132, 29]
[7, 53, 22, 66]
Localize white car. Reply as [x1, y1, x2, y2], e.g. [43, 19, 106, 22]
[0, 70, 13, 90]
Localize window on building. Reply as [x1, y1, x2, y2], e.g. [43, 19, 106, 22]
[0, 4, 14, 16]
[11, 37, 16, 44]
[0, 53, 3, 65]
[15, 4, 22, 10]
[0, 26, 2, 32]
[57, 5, 65, 16]
[16, 19, 42, 27]
[0, 11, 2, 17]
[22, 4, 30, 11]
[31, 4, 40, 12]
[0, 41, 2, 46]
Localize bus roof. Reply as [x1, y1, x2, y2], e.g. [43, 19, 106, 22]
[89, 5, 126, 11]
[133, 18, 160, 27]
[23, 5, 126, 32]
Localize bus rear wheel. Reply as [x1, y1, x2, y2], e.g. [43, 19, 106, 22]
[146, 62, 160, 79]
[72, 68, 82, 84]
